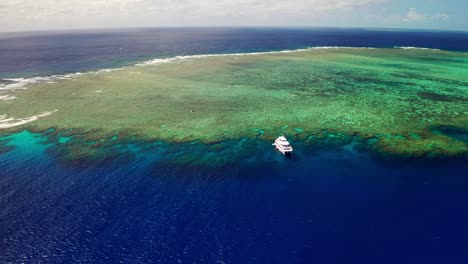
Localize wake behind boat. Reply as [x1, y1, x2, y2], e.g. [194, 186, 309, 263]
[273, 136, 293, 156]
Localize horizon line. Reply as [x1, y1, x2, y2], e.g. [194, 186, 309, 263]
[1, 26, 467, 35]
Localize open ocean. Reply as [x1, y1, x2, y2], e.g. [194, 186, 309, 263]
[1, 28, 468, 263]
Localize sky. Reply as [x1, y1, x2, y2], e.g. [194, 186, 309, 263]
[0, 0, 467, 32]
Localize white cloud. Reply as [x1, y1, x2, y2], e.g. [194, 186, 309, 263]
[402, 8, 450, 24]
[403, 8, 426, 22]
[0, 0, 388, 31]
[433, 13, 449, 21]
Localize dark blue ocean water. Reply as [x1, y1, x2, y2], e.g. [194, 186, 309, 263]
[1, 28, 468, 263]
[1, 27, 468, 79]
[1, 132, 468, 263]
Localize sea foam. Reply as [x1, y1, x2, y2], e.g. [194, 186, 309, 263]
[393, 46, 441, 51]
[136, 46, 376, 66]
[0, 110, 58, 129]
[0, 73, 84, 91]
[0, 95, 16, 101]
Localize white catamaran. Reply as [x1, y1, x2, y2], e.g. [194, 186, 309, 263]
[273, 136, 293, 156]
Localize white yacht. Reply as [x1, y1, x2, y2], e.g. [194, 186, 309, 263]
[273, 136, 293, 156]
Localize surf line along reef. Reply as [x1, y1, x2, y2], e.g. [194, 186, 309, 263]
[0, 47, 467, 162]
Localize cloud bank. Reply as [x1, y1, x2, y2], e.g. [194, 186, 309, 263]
[404, 8, 426, 22]
[0, 0, 459, 32]
[403, 8, 449, 23]
[0, 0, 386, 31]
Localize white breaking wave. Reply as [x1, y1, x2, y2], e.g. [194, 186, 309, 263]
[0, 72, 84, 91]
[393, 46, 441, 51]
[136, 46, 377, 66]
[94, 68, 121, 74]
[0, 68, 122, 92]
[0, 110, 58, 129]
[0, 95, 16, 101]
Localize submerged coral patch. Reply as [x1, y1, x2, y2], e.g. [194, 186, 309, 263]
[0, 136, 14, 154]
[432, 125, 468, 144]
[417, 91, 467, 102]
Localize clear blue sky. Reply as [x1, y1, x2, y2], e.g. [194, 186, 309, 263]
[1, 0, 467, 32]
